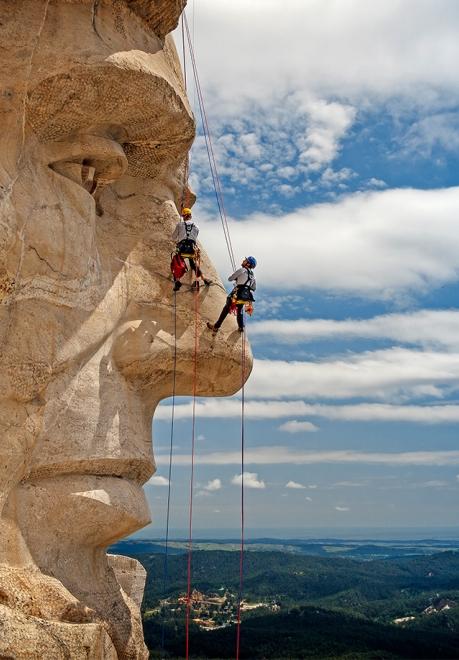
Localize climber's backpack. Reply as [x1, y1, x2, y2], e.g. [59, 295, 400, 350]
[234, 269, 255, 303]
[171, 253, 187, 280]
[177, 221, 196, 258]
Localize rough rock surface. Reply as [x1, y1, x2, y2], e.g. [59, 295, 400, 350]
[0, 1, 251, 657]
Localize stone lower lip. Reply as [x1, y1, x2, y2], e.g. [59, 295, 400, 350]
[25, 457, 155, 485]
[16, 474, 152, 546]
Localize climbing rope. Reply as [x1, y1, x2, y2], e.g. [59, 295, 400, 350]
[236, 332, 247, 659]
[160, 290, 178, 656]
[161, 16, 190, 656]
[162, 11, 248, 658]
[183, 13, 237, 272]
[185, 284, 200, 659]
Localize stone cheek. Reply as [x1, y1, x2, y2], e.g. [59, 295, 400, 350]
[0, 1, 252, 658]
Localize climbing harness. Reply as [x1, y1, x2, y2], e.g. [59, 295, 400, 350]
[229, 269, 256, 322]
[176, 221, 198, 258]
[233, 269, 255, 305]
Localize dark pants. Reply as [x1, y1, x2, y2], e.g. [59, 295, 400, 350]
[174, 240, 202, 280]
[187, 257, 202, 278]
[214, 296, 244, 330]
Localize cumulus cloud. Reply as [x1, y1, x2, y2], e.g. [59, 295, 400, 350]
[419, 480, 448, 487]
[204, 478, 222, 492]
[231, 472, 266, 489]
[155, 399, 459, 424]
[332, 481, 366, 488]
[157, 447, 459, 467]
[148, 475, 169, 487]
[295, 96, 356, 171]
[279, 421, 319, 433]
[190, 94, 356, 201]
[246, 350, 459, 401]
[403, 112, 459, 156]
[286, 480, 306, 489]
[183, 1, 459, 110]
[250, 309, 459, 350]
[335, 506, 350, 512]
[199, 187, 459, 297]
[182, 3, 459, 207]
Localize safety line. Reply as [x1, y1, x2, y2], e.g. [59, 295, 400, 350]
[160, 290, 178, 655]
[183, 13, 237, 272]
[161, 15, 190, 653]
[181, 12, 187, 91]
[180, 13, 191, 212]
[185, 283, 200, 659]
[235, 332, 246, 659]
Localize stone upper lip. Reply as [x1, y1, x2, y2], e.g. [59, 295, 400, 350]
[25, 456, 155, 486]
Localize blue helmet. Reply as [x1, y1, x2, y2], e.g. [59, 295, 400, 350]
[246, 256, 257, 268]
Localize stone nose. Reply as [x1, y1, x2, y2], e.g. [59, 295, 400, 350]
[112, 290, 253, 404]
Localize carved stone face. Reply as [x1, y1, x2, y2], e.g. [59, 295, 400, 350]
[0, 1, 250, 656]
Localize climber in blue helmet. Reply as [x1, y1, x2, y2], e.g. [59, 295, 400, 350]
[207, 257, 257, 333]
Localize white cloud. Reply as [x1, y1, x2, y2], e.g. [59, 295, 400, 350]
[320, 167, 356, 187]
[367, 178, 387, 189]
[296, 96, 356, 170]
[305, 496, 313, 502]
[250, 309, 459, 350]
[199, 187, 459, 297]
[148, 475, 169, 487]
[157, 447, 459, 467]
[182, 3, 459, 206]
[404, 112, 459, 156]
[279, 420, 319, 433]
[420, 480, 448, 487]
[335, 506, 350, 512]
[332, 481, 365, 488]
[204, 478, 222, 492]
[246, 350, 459, 401]
[155, 400, 459, 424]
[231, 472, 266, 489]
[190, 95, 356, 200]
[286, 480, 306, 490]
[183, 1, 459, 110]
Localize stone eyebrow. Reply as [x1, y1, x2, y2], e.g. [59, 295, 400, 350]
[125, 0, 187, 39]
[27, 62, 195, 178]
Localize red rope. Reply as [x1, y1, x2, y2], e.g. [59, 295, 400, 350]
[236, 332, 246, 659]
[185, 284, 200, 659]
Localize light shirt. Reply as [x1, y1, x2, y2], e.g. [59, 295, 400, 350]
[172, 220, 199, 242]
[229, 267, 256, 291]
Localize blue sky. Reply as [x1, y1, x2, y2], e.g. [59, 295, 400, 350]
[136, 0, 459, 538]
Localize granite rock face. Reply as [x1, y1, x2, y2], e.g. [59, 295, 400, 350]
[0, 1, 251, 657]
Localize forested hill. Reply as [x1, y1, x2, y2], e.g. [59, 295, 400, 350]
[112, 546, 459, 658]
[136, 549, 459, 606]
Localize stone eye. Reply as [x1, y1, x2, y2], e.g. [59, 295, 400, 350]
[48, 136, 128, 196]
